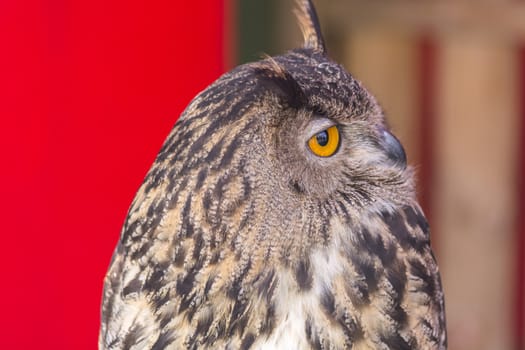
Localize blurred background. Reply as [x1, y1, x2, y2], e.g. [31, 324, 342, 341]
[1, 0, 523, 349]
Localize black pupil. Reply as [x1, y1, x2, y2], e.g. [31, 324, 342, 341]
[316, 130, 329, 146]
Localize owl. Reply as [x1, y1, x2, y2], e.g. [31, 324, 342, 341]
[99, 0, 447, 349]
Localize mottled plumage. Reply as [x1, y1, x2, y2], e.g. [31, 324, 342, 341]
[99, 1, 447, 349]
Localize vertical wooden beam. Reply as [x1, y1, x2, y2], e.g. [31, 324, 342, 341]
[436, 37, 519, 350]
[516, 45, 525, 350]
[237, 0, 279, 63]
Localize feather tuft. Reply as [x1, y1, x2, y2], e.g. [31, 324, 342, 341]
[294, 0, 326, 53]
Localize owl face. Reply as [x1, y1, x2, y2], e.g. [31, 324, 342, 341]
[263, 51, 409, 204]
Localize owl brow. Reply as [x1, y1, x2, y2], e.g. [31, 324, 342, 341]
[252, 65, 307, 109]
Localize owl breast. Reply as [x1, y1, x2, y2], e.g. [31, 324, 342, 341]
[249, 207, 445, 350]
[252, 238, 346, 350]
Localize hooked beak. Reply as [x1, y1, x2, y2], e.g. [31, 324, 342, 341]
[380, 128, 407, 169]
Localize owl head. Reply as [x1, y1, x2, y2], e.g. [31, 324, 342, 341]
[121, 0, 414, 266]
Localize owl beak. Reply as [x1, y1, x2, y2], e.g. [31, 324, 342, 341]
[380, 129, 407, 169]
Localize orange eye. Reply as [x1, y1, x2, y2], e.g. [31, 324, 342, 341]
[308, 125, 340, 157]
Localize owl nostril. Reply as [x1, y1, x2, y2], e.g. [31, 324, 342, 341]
[380, 129, 407, 169]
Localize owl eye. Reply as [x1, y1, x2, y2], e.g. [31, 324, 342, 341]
[308, 125, 340, 157]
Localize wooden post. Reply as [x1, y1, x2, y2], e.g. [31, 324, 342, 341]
[436, 37, 519, 350]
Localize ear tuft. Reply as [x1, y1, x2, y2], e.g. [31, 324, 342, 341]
[294, 0, 326, 53]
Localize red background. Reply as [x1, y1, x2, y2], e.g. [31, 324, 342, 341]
[0, 0, 229, 348]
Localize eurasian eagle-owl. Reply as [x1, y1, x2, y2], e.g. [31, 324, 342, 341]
[99, 1, 447, 349]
